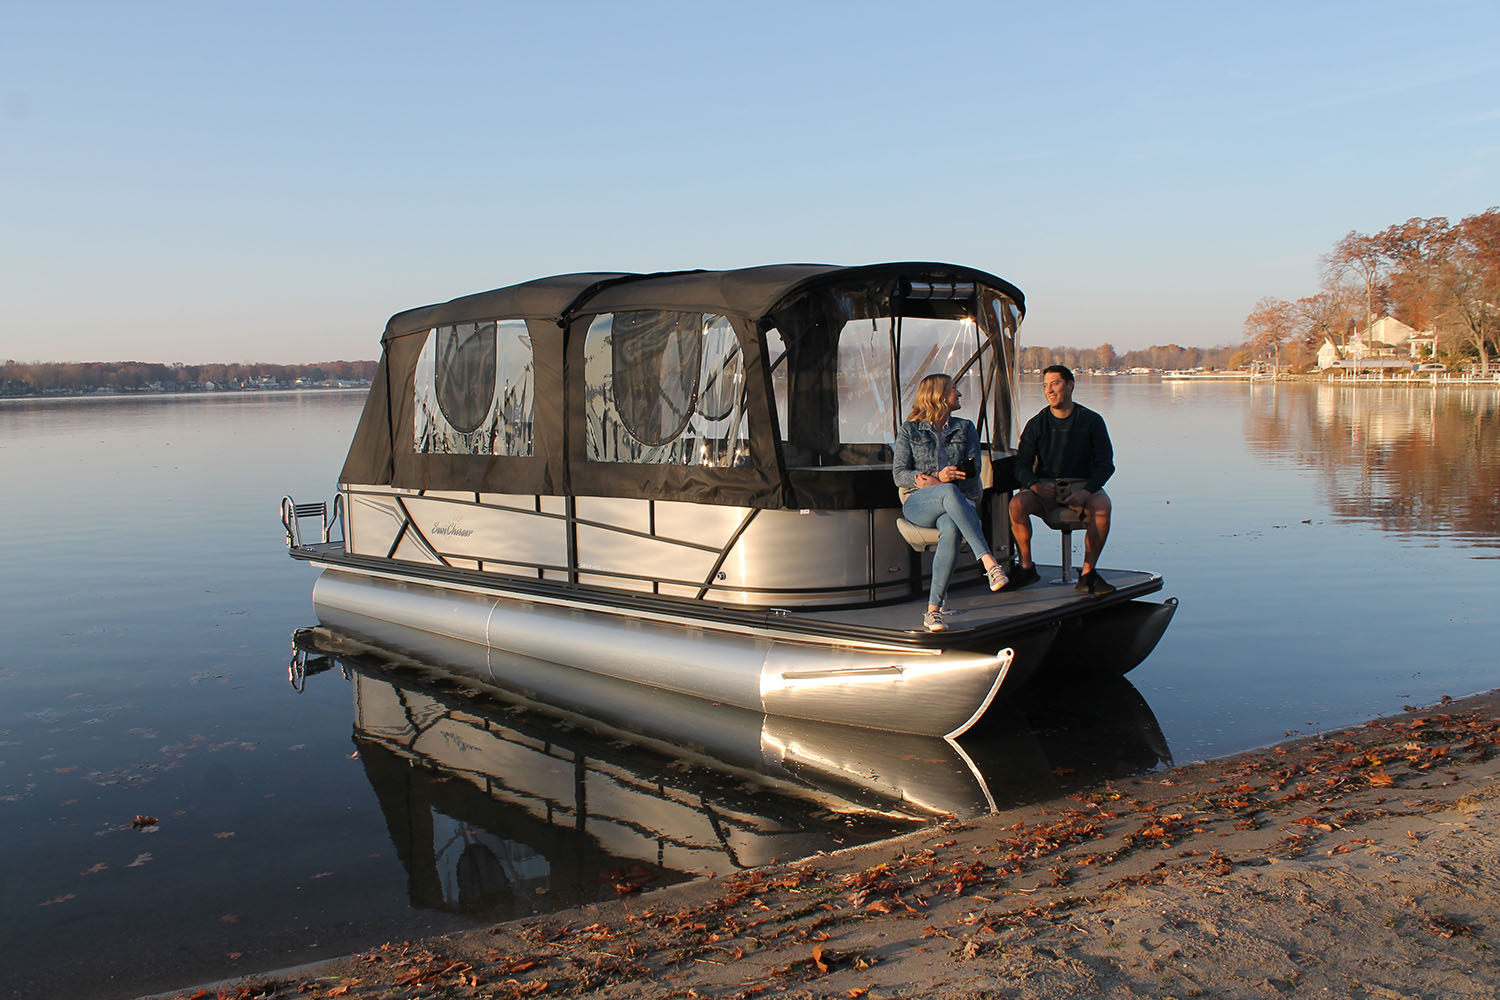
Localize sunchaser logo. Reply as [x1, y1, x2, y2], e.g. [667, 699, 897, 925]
[430, 520, 474, 538]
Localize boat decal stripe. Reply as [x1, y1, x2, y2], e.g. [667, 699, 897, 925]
[394, 495, 451, 567]
[385, 518, 408, 559]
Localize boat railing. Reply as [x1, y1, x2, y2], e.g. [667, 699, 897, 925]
[280, 493, 344, 550]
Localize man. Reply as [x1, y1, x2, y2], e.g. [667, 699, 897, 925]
[1005, 364, 1116, 595]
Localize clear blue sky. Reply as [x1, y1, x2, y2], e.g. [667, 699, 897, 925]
[3, 1, 1497, 364]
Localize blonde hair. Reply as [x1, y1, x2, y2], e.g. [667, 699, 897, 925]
[907, 373, 953, 424]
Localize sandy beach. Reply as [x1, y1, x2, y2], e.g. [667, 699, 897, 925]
[153, 690, 1500, 1000]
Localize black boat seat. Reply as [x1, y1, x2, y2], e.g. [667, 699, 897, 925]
[1041, 504, 1086, 584]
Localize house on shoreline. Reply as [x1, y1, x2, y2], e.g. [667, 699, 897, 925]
[1317, 315, 1437, 371]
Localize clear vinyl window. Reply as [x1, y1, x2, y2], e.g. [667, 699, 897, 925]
[837, 316, 984, 446]
[766, 328, 789, 439]
[984, 291, 1021, 447]
[414, 320, 534, 455]
[583, 311, 750, 466]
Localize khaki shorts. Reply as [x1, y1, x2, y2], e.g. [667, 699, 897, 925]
[1033, 478, 1104, 514]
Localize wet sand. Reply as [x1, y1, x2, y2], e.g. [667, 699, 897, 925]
[151, 690, 1500, 999]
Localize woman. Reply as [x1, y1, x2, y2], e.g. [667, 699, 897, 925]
[893, 374, 1007, 631]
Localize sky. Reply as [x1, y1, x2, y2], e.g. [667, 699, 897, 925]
[2, 1, 1497, 364]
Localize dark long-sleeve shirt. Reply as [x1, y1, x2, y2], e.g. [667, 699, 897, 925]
[1013, 403, 1114, 493]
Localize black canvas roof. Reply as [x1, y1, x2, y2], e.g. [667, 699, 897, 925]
[381, 263, 1025, 342]
[382, 271, 632, 340]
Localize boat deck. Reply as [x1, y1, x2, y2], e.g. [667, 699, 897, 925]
[803, 567, 1163, 646]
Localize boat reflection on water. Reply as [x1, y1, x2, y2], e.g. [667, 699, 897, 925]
[290, 627, 1170, 921]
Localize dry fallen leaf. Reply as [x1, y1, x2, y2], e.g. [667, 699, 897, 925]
[1428, 913, 1474, 938]
[131, 815, 159, 829]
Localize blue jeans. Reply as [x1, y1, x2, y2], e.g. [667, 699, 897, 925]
[902, 484, 991, 607]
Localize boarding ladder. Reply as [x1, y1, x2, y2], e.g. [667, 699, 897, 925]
[280, 494, 344, 549]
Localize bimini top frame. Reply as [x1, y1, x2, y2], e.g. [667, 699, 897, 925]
[339, 263, 1025, 511]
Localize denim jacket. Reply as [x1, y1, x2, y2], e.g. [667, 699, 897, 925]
[893, 417, 981, 504]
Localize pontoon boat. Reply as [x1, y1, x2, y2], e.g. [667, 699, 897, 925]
[282, 263, 1174, 740]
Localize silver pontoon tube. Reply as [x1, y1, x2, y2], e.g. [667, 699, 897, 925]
[313, 569, 1011, 740]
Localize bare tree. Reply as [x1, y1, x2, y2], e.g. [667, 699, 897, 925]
[1295, 287, 1360, 357]
[1322, 230, 1388, 351]
[1243, 297, 1297, 370]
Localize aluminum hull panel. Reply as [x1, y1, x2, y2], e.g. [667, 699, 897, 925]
[343, 487, 929, 607]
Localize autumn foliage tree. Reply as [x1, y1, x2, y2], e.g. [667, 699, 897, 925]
[1379, 216, 1452, 331]
[916, 210, 1498, 378]
[1250, 207, 1500, 374]
[1432, 209, 1500, 374]
[1242, 296, 1298, 368]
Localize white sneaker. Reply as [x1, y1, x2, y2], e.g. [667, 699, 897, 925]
[923, 608, 947, 632]
[986, 564, 1009, 591]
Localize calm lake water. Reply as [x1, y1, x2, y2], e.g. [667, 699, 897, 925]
[2, 381, 1497, 999]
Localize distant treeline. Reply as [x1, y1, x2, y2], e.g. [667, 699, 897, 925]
[0, 360, 378, 397]
[1019, 343, 1242, 372]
